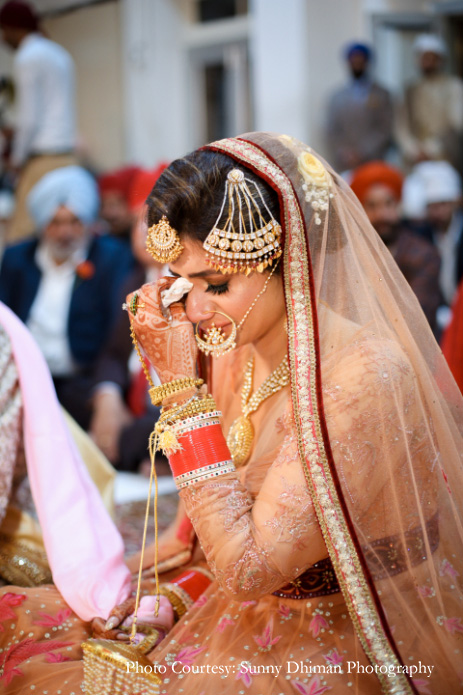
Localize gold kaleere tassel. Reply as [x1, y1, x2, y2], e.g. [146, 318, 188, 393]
[82, 640, 162, 695]
[82, 322, 165, 695]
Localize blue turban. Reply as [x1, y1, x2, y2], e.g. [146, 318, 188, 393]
[345, 42, 372, 61]
[27, 166, 100, 230]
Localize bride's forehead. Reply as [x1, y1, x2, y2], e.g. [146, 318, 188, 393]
[170, 237, 209, 273]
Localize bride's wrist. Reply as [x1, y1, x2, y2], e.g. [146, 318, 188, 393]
[148, 377, 203, 407]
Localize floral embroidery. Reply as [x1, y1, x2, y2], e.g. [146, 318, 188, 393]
[417, 585, 436, 598]
[253, 620, 281, 651]
[0, 638, 72, 685]
[412, 679, 432, 695]
[0, 593, 26, 631]
[33, 608, 72, 627]
[440, 559, 459, 579]
[44, 652, 71, 663]
[436, 616, 463, 634]
[309, 611, 329, 638]
[216, 615, 234, 632]
[236, 663, 253, 688]
[173, 645, 205, 666]
[278, 604, 292, 620]
[291, 676, 331, 695]
[194, 595, 208, 608]
[323, 648, 343, 666]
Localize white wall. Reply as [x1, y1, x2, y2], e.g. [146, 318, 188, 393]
[43, 2, 125, 170]
[251, 0, 310, 142]
[121, 0, 189, 165]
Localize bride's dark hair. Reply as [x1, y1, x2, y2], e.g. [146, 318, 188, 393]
[146, 150, 281, 247]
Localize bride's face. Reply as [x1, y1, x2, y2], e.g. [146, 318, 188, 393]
[169, 237, 286, 348]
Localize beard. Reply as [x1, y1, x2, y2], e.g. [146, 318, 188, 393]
[374, 222, 399, 246]
[45, 236, 87, 264]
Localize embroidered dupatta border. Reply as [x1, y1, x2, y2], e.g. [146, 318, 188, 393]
[206, 137, 414, 695]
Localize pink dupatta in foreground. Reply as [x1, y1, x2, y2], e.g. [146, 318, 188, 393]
[0, 301, 131, 621]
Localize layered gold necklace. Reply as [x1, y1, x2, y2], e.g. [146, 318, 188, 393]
[226, 355, 290, 467]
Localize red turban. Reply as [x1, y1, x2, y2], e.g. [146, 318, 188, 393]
[350, 161, 403, 202]
[0, 1, 38, 30]
[128, 162, 169, 212]
[98, 166, 141, 202]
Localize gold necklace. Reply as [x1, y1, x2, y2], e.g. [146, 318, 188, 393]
[226, 355, 290, 467]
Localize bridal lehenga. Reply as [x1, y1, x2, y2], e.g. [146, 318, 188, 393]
[0, 133, 462, 695]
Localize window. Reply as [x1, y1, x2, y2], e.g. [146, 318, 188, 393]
[196, 0, 248, 23]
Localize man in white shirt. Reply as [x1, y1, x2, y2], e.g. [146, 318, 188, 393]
[396, 34, 463, 171]
[0, 0, 76, 241]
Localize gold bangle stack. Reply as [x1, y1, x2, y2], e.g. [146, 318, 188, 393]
[158, 583, 193, 622]
[149, 377, 204, 406]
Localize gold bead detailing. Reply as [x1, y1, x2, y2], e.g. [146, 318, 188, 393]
[149, 377, 204, 406]
[0, 535, 52, 587]
[227, 355, 290, 467]
[203, 168, 282, 274]
[82, 639, 162, 694]
[158, 583, 193, 621]
[146, 215, 183, 263]
[194, 311, 237, 358]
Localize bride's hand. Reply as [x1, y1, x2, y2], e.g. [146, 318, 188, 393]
[91, 595, 174, 645]
[126, 277, 197, 384]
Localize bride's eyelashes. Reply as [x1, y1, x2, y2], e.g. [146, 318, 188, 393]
[206, 282, 230, 296]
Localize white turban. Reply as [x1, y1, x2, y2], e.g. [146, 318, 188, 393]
[27, 166, 100, 230]
[412, 161, 462, 206]
[413, 34, 446, 57]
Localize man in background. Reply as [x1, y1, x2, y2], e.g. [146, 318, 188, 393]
[396, 34, 463, 171]
[350, 161, 441, 334]
[0, 0, 76, 241]
[327, 42, 393, 173]
[410, 160, 463, 334]
[0, 166, 132, 429]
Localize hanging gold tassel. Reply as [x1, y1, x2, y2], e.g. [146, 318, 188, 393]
[82, 430, 163, 694]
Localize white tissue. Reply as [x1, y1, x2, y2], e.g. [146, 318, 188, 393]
[161, 277, 193, 308]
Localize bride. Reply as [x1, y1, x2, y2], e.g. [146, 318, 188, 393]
[1, 132, 462, 695]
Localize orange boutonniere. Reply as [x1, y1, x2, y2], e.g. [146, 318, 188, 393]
[75, 260, 95, 280]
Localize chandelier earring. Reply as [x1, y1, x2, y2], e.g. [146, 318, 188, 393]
[146, 215, 183, 264]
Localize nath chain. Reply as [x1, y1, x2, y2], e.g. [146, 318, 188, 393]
[237, 259, 280, 331]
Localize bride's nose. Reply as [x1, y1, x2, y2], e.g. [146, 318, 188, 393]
[184, 289, 216, 324]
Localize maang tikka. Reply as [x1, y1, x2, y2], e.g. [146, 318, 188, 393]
[203, 168, 282, 275]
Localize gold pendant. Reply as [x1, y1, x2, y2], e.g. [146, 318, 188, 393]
[227, 415, 254, 467]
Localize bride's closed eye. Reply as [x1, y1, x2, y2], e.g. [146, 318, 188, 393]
[206, 281, 230, 296]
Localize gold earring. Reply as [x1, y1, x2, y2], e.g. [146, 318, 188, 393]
[195, 311, 237, 358]
[146, 215, 183, 264]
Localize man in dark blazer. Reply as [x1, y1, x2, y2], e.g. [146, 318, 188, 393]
[0, 165, 133, 428]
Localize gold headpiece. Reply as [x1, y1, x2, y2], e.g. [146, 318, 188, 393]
[146, 215, 183, 264]
[203, 168, 282, 275]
